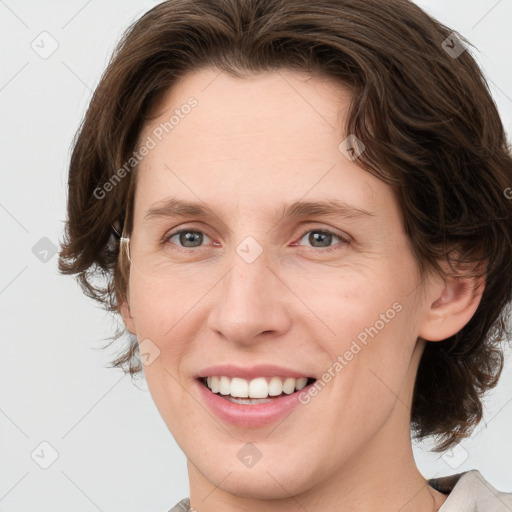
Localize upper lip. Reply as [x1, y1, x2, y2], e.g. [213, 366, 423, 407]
[197, 364, 314, 381]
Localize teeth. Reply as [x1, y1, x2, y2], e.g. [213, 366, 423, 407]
[219, 376, 232, 396]
[204, 376, 309, 398]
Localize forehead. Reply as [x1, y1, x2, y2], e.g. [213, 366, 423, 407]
[143, 67, 350, 157]
[133, 67, 395, 222]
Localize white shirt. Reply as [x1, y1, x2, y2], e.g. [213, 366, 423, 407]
[432, 469, 512, 511]
[168, 470, 512, 511]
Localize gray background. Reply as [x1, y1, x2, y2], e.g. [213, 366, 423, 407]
[1, 1, 511, 510]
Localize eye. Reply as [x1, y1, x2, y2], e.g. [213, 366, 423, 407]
[162, 227, 349, 252]
[164, 228, 212, 248]
[295, 228, 349, 252]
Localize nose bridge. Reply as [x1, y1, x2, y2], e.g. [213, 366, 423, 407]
[228, 236, 268, 302]
[208, 235, 289, 343]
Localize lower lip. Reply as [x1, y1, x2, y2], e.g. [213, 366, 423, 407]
[195, 379, 315, 428]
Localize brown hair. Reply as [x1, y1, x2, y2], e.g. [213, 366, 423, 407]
[58, 0, 512, 451]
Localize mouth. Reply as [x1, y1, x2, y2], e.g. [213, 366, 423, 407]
[197, 376, 317, 405]
[194, 364, 318, 427]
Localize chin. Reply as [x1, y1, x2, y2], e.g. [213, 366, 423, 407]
[195, 449, 322, 500]
[209, 469, 310, 500]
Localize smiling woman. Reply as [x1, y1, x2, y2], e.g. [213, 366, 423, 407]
[58, 0, 512, 511]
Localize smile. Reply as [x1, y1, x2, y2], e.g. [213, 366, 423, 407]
[195, 369, 317, 427]
[201, 375, 313, 402]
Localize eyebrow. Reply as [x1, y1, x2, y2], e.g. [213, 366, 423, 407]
[143, 197, 375, 223]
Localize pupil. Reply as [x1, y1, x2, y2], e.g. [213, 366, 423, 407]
[181, 231, 202, 247]
[310, 232, 331, 247]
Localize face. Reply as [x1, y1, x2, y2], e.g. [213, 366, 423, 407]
[122, 68, 435, 499]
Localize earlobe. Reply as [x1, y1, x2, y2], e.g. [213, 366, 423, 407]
[120, 299, 136, 334]
[419, 273, 485, 342]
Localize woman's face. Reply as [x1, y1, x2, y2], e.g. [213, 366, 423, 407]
[121, 68, 436, 499]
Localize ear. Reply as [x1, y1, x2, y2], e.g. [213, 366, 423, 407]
[418, 269, 485, 342]
[120, 299, 136, 335]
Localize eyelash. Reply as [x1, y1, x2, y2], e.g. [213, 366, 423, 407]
[162, 226, 350, 253]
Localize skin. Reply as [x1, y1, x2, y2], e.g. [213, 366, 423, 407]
[120, 68, 484, 511]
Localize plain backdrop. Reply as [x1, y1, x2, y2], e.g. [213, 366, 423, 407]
[1, 1, 511, 511]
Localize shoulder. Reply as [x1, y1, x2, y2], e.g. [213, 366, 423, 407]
[167, 497, 191, 512]
[429, 470, 512, 511]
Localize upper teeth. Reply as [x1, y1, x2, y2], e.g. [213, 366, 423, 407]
[205, 376, 309, 398]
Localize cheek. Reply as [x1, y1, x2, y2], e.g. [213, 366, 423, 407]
[314, 269, 418, 411]
[127, 276, 194, 383]
[302, 270, 403, 346]
[314, 315, 416, 458]
[128, 273, 190, 333]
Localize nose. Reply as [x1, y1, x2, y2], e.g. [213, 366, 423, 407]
[206, 243, 291, 346]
